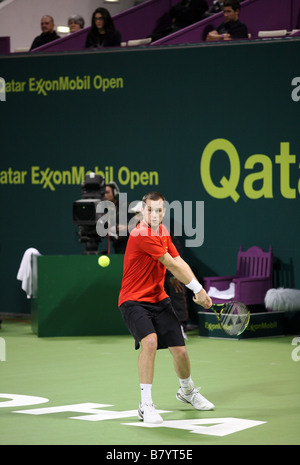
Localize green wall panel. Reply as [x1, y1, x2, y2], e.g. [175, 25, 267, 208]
[1, 39, 300, 315]
[31, 255, 127, 337]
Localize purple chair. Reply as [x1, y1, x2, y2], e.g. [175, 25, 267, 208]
[203, 246, 273, 306]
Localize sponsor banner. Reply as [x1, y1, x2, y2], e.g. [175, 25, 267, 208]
[198, 311, 286, 339]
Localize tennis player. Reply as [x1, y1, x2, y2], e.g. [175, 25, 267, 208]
[118, 191, 214, 424]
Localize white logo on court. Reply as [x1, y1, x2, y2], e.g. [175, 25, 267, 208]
[0, 393, 266, 436]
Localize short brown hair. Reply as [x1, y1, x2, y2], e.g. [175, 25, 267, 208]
[142, 191, 165, 203]
[224, 0, 241, 11]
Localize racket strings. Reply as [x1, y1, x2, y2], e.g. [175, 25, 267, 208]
[220, 303, 249, 335]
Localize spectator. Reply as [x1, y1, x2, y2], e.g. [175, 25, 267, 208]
[170, 0, 208, 28]
[68, 15, 85, 33]
[30, 15, 60, 51]
[85, 8, 121, 48]
[150, 0, 208, 42]
[206, 0, 248, 41]
[202, 0, 224, 17]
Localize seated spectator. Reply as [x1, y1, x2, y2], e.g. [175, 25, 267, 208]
[68, 15, 85, 33]
[202, 0, 224, 17]
[150, 0, 208, 42]
[170, 0, 208, 28]
[85, 8, 121, 48]
[206, 0, 248, 41]
[30, 15, 60, 50]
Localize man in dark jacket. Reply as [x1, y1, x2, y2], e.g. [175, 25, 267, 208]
[206, 0, 248, 41]
[150, 0, 208, 42]
[30, 15, 60, 51]
[170, 0, 208, 29]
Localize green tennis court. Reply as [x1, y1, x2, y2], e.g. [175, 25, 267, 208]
[0, 319, 299, 446]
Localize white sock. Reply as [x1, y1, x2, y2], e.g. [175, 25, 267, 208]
[140, 384, 152, 405]
[179, 376, 194, 395]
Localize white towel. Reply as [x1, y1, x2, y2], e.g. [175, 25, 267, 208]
[208, 282, 235, 300]
[17, 248, 41, 298]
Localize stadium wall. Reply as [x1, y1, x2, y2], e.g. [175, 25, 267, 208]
[0, 38, 300, 315]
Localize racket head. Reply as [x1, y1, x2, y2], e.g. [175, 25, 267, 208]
[213, 301, 250, 336]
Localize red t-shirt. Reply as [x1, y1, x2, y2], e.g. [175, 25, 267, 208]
[118, 221, 179, 306]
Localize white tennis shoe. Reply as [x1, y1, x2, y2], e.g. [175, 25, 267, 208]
[176, 387, 215, 410]
[138, 402, 163, 424]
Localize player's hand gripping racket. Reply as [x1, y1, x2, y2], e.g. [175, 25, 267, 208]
[210, 301, 250, 336]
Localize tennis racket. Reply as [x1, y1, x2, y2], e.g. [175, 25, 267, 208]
[210, 301, 250, 336]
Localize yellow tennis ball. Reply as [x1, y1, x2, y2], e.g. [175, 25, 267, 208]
[98, 255, 110, 267]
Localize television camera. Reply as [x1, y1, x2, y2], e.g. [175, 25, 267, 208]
[72, 172, 106, 253]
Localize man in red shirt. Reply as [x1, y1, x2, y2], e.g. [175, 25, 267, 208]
[119, 191, 214, 424]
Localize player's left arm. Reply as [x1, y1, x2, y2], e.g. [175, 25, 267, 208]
[159, 252, 194, 284]
[159, 253, 212, 308]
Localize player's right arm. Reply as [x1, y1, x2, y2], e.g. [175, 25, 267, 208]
[159, 252, 212, 309]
